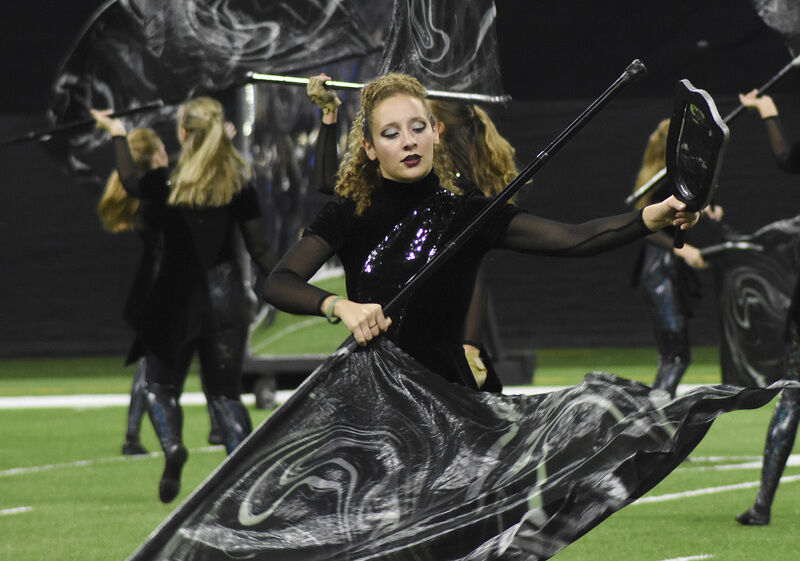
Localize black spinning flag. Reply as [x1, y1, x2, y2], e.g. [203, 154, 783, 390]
[378, 0, 505, 95]
[127, 339, 786, 560]
[45, 0, 380, 175]
[750, 0, 800, 55]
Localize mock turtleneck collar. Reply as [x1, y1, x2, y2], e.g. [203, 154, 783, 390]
[371, 171, 440, 203]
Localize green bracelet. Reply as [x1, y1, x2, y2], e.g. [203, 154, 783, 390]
[326, 296, 343, 324]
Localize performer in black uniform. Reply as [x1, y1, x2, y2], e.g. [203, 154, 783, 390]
[138, 74, 791, 561]
[97, 127, 225, 455]
[92, 97, 279, 503]
[631, 119, 723, 397]
[735, 90, 800, 525]
[97, 127, 167, 456]
[307, 75, 520, 388]
[267, 72, 700, 390]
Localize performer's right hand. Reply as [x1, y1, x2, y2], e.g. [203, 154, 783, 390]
[90, 109, 127, 136]
[323, 296, 391, 346]
[738, 89, 778, 119]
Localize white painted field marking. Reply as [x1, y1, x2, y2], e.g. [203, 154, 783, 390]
[635, 474, 800, 504]
[250, 317, 326, 353]
[0, 446, 223, 478]
[0, 392, 257, 410]
[677, 455, 800, 472]
[660, 555, 713, 561]
[0, 386, 567, 410]
[0, 506, 33, 515]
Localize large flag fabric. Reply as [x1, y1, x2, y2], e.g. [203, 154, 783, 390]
[750, 0, 800, 55]
[127, 339, 786, 561]
[45, 0, 380, 175]
[709, 216, 800, 387]
[378, 0, 505, 96]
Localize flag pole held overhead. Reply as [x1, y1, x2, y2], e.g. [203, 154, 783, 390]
[247, 72, 513, 104]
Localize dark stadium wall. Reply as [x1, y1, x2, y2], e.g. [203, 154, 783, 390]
[3, 96, 800, 356]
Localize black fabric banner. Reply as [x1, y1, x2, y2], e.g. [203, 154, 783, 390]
[378, 0, 505, 95]
[710, 216, 800, 387]
[45, 0, 380, 175]
[128, 339, 785, 560]
[750, 0, 800, 56]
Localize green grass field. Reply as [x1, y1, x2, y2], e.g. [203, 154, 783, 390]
[2, 275, 799, 560]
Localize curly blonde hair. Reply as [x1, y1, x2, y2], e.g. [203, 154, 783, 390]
[97, 128, 162, 232]
[335, 73, 455, 215]
[427, 99, 517, 197]
[633, 118, 670, 209]
[169, 97, 250, 207]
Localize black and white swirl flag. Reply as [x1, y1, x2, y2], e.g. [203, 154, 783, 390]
[128, 339, 786, 560]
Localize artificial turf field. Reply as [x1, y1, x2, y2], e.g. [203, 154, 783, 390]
[2, 277, 799, 560]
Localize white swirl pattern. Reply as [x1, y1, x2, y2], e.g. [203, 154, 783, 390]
[140, 339, 789, 561]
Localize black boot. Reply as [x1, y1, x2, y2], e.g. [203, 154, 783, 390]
[206, 399, 225, 446]
[207, 395, 252, 454]
[653, 355, 689, 398]
[146, 382, 188, 503]
[736, 387, 800, 526]
[651, 326, 690, 398]
[122, 360, 149, 455]
[735, 505, 770, 526]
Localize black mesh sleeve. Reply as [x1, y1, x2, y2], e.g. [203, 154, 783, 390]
[111, 135, 144, 197]
[239, 218, 280, 278]
[500, 209, 650, 256]
[644, 229, 675, 251]
[763, 117, 800, 174]
[262, 235, 337, 316]
[313, 122, 339, 195]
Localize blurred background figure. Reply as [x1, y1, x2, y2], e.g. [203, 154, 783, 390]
[630, 118, 723, 397]
[735, 89, 800, 526]
[92, 96, 279, 503]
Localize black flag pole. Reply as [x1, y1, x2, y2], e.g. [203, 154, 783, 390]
[0, 101, 166, 149]
[247, 72, 513, 104]
[126, 58, 646, 561]
[372, 59, 647, 333]
[625, 53, 800, 207]
[1, 71, 512, 151]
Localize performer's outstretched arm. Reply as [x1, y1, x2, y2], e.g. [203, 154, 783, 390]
[500, 196, 697, 256]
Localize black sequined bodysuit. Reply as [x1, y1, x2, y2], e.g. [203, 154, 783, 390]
[265, 170, 651, 389]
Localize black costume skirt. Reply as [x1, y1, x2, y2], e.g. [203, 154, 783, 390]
[129, 339, 788, 561]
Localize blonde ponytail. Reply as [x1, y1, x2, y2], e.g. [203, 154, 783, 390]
[169, 97, 250, 207]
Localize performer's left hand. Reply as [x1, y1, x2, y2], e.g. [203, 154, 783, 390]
[642, 195, 700, 232]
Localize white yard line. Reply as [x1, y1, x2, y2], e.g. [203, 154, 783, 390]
[249, 317, 326, 353]
[677, 455, 800, 472]
[0, 506, 33, 516]
[635, 475, 800, 504]
[0, 446, 223, 478]
[0, 392, 259, 410]
[660, 555, 713, 561]
[0, 385, 709, 410]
